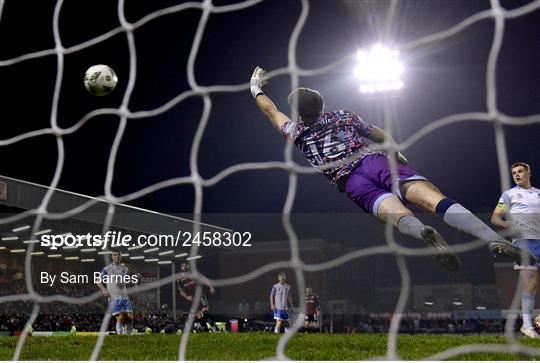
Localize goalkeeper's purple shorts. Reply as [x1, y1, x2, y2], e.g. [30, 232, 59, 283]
[344, 154, 427, 217]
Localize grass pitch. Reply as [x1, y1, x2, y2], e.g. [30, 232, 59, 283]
[1, 333, 540, 360]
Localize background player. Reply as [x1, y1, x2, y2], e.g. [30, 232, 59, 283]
[178, 262, 215, 321]
[96, 249, 140, 335]
[492, 162, 540, 338]
[304, 287, 321, 331]
[249, 66, 532, 271]
[270, 272, 293, 334]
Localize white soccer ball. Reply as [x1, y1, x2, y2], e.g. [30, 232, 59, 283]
[84, 64, 118, 96]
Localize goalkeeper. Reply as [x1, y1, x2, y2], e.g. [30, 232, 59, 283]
[249, 66, 531, 271]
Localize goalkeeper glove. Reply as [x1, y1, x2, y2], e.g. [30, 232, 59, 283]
[396, 151, 408, 166]
[250, 66, 266, 98]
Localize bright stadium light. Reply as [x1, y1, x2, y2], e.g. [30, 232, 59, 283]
[144, 247, 159, 253]
[186, 255, 202, 261]
[10, 249, 25, 253]
[48, 254, 62, 258]
[12, 225, 31, 232]
[81, 248, 96, 253]
[355, 44, 404, 95]
[476, 306, 486, 310]
[81, 258, 95, 262]
[2, 236, 18, 241]
[23, 239, 39, 244]
[30, 251, 44, 256]
[423, 301, 434, 306]
[159, 250, 174, 256]
[128, 245, 143, 250]
[157, 260, 172, 264]
[65, 256, 79, 260]
[130, 256, 144, 260]
[34, 229, 52, 235]
[145, 258, 159, 262]
[175, 253, 188, 258]
[452, 300, 463, 306]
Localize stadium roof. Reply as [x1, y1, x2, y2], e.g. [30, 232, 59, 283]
[0, 175, 231, 263]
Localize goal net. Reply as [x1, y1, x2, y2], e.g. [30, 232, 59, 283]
[0, 0, 539, 360]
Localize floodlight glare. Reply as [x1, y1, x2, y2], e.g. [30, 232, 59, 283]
[355, 44, 404, 94]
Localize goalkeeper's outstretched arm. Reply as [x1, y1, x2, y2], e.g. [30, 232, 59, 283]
[250, 66, 290, 132]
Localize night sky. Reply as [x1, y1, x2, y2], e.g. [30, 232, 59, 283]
[0, 0, 538, 225]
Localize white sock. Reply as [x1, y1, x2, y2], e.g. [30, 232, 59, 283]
[522, 292, 535, 328]
[116, 322, 122, 335]
[284, 327, 289, 333]
[443, 203, 506, 243]
[397, 215, 425, 240]
[274, 326, 279, 334]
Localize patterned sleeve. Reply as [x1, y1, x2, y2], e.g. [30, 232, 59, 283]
[279, 120, 295, 138]
[351, 111, 374, 137]
[497, 192, 511, 210]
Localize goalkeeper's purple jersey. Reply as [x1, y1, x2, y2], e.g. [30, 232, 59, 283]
[280, 110, 383, 190]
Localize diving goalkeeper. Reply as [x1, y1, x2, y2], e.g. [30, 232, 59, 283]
[249, 66, 530, 270]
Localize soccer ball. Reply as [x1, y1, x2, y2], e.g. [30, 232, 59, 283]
[84, 64, 118, 96]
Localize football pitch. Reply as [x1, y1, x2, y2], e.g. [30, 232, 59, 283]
[1, 333, 540, 360]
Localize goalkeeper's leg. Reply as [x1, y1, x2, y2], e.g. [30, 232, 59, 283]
[377, 195, 460, 271]
[401, 180, 535, 264]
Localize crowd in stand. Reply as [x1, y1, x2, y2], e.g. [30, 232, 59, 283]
[0, 261, 524, 336]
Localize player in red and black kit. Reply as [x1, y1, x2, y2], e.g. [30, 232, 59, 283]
[178, 262, 215, 319]
[304, 287, 320, 330]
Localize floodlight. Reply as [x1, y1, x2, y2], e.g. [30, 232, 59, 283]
[355, 44, 404, 94]
[12, 225, 30, 232]
[34, 229, 52, 235]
